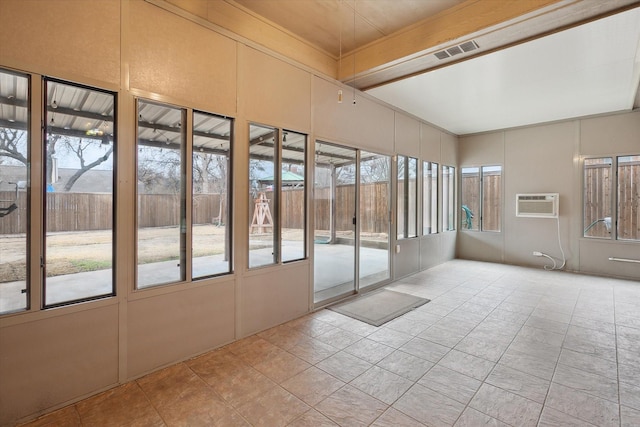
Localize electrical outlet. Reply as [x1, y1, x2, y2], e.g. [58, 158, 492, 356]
[533, 251, 543, 257]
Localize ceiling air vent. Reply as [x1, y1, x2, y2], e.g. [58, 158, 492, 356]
[459, 40, 479, 53]
[446, 46, 463, 56]
[434, 40, 479, 60]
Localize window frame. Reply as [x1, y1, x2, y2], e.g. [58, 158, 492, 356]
[135, 99, 187, 289]
[442, 165, 456, 232]
[191, 109, 234, 279]
[43, 77, 118, 308]
[0, 67, 31, 315]
[136, 99, 235, 290]
[248, 123, 308, 269]
[583, 154, 640, 242]
[581, 152, 640, 244]
[616, 155, 640, 241]
[397, 154, 418, 239]
[582, 156, 613, 239]
[422, 160, 438, 235]
[460, 165, 503, 233]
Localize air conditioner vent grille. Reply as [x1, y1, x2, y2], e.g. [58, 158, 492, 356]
[434, 40, 479, 60]
[459, 40, 479, 52]
[446, 46, 463, 56]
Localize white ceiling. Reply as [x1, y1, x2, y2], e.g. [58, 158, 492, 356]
[366, 7, 640, 135]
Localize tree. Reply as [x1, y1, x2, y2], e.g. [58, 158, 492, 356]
[1, 125, 114, 192]
[0, 128, 28, 166]
[60, 137, 113, 192]
[137, 146, 181, 194]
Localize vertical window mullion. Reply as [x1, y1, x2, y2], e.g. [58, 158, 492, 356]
[404, 157, 409, 239]
[274, 128, 281, 264]
[184, 110, 193, 282]
[479, 168, 484, 231]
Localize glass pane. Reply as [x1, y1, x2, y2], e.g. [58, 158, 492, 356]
[423, 162, 438, 234]
[314, 141, 356, 304]
[137, 100, 186, 288]
[461, 167, 479, 230]
[482, 166, 502, 232]
[249, 124, 277, 268]
[44, 80, 115, 305]
[442, 166, 455, 231]
[192, 111, 232, 278]
[397, 156, 406, 239]
[407, 157, 418, 238]
[281, 131, 306, 263]
[360, 152, 390, 288]
[0, 69, 29, 314]
[583, 158, 612, 238]
[617, 155, 640, 241]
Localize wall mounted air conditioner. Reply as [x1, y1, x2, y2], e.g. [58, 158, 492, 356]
[516, 193, 559, 218]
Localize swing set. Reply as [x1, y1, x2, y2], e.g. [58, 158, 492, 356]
[0, 181, 19, 218]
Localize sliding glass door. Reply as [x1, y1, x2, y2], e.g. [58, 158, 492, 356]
[314, 142, 357, 303]
[314, 143, 392, 305]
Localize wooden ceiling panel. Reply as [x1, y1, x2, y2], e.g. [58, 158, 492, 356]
[231, 0, 464, 56]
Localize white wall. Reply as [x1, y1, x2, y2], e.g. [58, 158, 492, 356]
[0, 1, 457, 424]
[458, 111, 640, 280]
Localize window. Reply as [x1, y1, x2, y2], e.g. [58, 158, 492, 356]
[617, 155, 640, 241]
[281, 131, 307, 263]
[422, 161, 438, 234]
[137, 102, 233, 288]
[249, 124, 307, 268]
[360, 151, 391, 288]
[249, 124, 277, 268]
[137, 101, 186, 288]
[583, 156, 639, 241]
[583, 157, 612, 238]
[397, 155, 417, 239]
[461, 165, 502, 232]
[482, 166, 502, 232]
[442, 165, 455, 231]
[44, 79, 116, 307]
[0, 68, 29, 314]
[461, 167, 480, 230]
[192, 111, 233, 278]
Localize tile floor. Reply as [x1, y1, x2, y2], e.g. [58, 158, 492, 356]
[20, 260, 640, 426]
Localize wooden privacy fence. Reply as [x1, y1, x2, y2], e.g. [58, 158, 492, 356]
[2, 165, 637, 237]
[312, 182, 389, 233]
[0, 191, 27, 234]
[0, 193, 227, 234]
[46, 193, 113, 232]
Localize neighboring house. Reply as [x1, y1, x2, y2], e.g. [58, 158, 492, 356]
[0, 164, 113, 193]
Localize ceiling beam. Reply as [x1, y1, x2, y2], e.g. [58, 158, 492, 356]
[0, 95, 28, 108]
[339, 0, 566, 87]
